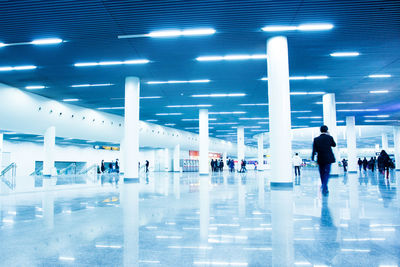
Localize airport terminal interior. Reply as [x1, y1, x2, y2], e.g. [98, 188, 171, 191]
[0, 1, 399, 266]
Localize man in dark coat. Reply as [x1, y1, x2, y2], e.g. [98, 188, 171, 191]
[312, 125, 337, 196]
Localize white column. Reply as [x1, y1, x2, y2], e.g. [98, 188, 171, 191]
[199, 109, 209, 175]
[346, 116, 357, 173]
[43, 126, 55, 176]
[323, 93, 339, 175]
[164, 148, 170, 172]
[0, 133, 3, 170]
[124, 77, 140, 181]
[257, 134, 264, 171]
[199, 177, 209, 243]
[223, 151, 227, 170]
[382, 133, 388, 151]
[122, 183, 139, 266]
[237, 126, 245, 161]
[173, 144, 180, 172]
[394, 127, 400, 170]
[267, 36, 292, 186]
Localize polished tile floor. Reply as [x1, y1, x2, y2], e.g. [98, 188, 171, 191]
[0, 168, 399, 266]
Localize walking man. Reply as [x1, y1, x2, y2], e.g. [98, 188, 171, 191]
[292, 153, 302, 177]
[312, 125, 337, 196]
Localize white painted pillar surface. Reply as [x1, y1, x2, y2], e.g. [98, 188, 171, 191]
[173, 144, 180, 172]
[199, 177, 209, 243]
[267, 36, 293, 186]
[257, 134, 264, 171]
[237, 126, 245, 161]
[323, 93, 339, 175]
[199, 109, 209, 175]
[164, 148, 170, 172]
[124, 77, 140, 181]
[223, 151, 227, 170]
[394, 127, 400, 170]
[122, 183, 139, 266]
[0, 133, 3, 170]
[43, 126, 55, 176]
[346, 116, 357, 172]
[382, 133, 389, 151]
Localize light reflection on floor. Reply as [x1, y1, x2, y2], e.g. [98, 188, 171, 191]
[0, 169, 399, 266]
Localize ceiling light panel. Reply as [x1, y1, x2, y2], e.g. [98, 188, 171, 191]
[196, 54, 266, 61]
[330, 52, 360, 57]
[368, 74, 391, 78]
[166, 104, 212, 108]
[31, 38, 63, 45]
[147, 79, 210, 84]
[25, 85, 45, 90]
[369, 90, 389, 94]
[147, 28, 216, 38]
[262, 23, 333, 32]
[71, 83, 113, 87]
[191, 93, 246, 97]
[0, 65, 37, 71]
[74, 59, 149, 67]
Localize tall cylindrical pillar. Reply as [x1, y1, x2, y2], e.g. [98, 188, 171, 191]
[199, 109, 209, 175]
[124, 77, 140, 182]
[382, 133, 389, 151]
[223, 151, 227, 171]
[394, 127, 400, 170]
[43, 126, 55, 176]
[237, 127, 245, 162]
[267, 36, 293, 187]
[173, 144, 180, 172]
[323, 93, 339, 176]
[346, 116, 357, 173]
[257, 134, 264, 171]
[164, 148, 170, 172]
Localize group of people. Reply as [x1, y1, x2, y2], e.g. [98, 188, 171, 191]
[210, 159, 224, 172]
[100, 159, 120, 174]
[358, 151, 394, 178]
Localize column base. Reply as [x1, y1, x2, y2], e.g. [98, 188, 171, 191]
[124, 178, 139, 183]
[270, 182, 293, 190]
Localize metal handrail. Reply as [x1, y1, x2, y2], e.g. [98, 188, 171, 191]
[59, 163, 77, 175]
[30, 167, 42, 176]
[79, 164, 97, 174]
[0, 162, 16, 190]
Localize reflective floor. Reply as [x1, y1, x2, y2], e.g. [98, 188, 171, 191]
[0, 169, 399, 266]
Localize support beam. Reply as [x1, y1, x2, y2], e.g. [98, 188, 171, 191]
[323, 93, 339, 176]
[346, 116, 357, 173]
[237, 126, 245, 162]
[394, 127, 400, 170]
[199, 109, 209, 175]
[124, 77, 140, 182]
[267, 36, 293, 187]
[43, 126, 55, 177]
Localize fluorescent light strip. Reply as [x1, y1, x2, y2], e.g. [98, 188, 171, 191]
[185, 127, 214, 129]
[368, 74, 391, 78]
[291, 110, 312, 113]
[71, 83, 113, 87]
[315, 101, 363, 104]
[147, 28, 216, 38]
[298, 116, 322, 119]
[232, 126, 261, 129]
[147, 79, 210, 84]
[0, 65, 37, 71]
[146, 119, 158, 122]
[364, 115, 389, 118]
[208, 111, 246, 115]
[31, 38, 63, 45]
[258, 121, 269, 124]
[155, 113, 182, 116]
[365, 119, 398, 123]
[239, 117, 268, 120]
[239, 103, 268, 106]
[74, 59, 149, 67]
[141, 96, 162, 99]
[196, 54, 266, 61]
[62, 99, 79, 102]
[95, 244, 122, 249]
[164, 123, 176, 126]
[166, 104, 212, 108]
[25, 85, 45, 90]
[209, 122, 238, 125]
[370, 90, 389, 94]
[59, 256, 75, 261]
[337, 109, 379, 112]
[262, 75, 328, 80]
[181, 118, 217, 121]
[330, 52, 360, 57]
[191, 93, 246, 97]
[262, 23, 333, 32]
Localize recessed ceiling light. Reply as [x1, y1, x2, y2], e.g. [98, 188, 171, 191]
[147, 79, 210, 84]
[74, 59, 149, 67]
[31, 38, 63, 45]
[369, 90, 389, 94]
[146, 28, 216, 38]
[262, 23, 333, 32]
[71, 83, 113, 87]
[196, 54, 266, 61]
[0, 65, 37, 71]
[330, 52, 360, 57]
[368, 74, 391, 78]
[166, 104, 212, 108]
[62, 99, 79, 102]
[155, 113, 183, 116]
[191, 93, 246, 97]
[25, 85, 45, 90]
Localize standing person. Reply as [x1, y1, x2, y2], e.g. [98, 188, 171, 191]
[100, 160, 105, 173]
[358, 158, 363, 172]
[368, 157, 375, 172]
[210, 159, 215, 172]
[312, 125, 337, 196]
[229, 159, 235, 172]
[145, 160, 149, 173]
[254, 161, 258, 170]
[378, 150, 391, 179]
[219, 159, 224, 172]
[362, 157, 368, 172]
[292, 153, 302, 177]
[341, 159, 348, 172]
[115, 159, 120, 174]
